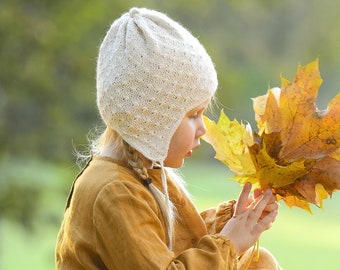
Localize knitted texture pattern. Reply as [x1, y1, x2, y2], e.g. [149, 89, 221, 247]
[96, 7, 217, 162]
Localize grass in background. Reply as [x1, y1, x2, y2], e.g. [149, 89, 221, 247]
[0, 157, 75, 270]
[1, 156, 340, 270]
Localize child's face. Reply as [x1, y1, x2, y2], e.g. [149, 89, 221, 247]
[164, 99, 211, 168]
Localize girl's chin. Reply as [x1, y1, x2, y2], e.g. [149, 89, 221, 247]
[164, 151, 192, 168]
[164, 158, 186, 169]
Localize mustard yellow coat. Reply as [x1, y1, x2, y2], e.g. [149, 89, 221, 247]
[56, 156, 279, 269]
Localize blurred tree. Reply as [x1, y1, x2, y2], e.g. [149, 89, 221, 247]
[0, 0, 136, 162]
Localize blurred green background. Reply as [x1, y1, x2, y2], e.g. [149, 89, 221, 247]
[1, 0, 340, 269]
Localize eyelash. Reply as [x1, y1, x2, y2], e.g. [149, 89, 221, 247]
[190, 113, 199, 119]
[190, 110, 203, 119]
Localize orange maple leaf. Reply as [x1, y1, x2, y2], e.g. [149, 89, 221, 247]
[203, 59, 340, 212]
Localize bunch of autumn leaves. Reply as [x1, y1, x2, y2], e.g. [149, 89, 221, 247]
[203, 60, 340, 212]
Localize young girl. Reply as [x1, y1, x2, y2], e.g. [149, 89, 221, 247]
[56, 7, 281, 269]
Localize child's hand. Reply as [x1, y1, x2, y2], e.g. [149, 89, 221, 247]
[253, 187, 278, 220]
[219, 182, 278, 255]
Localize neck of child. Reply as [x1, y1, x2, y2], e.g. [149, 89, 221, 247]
[100, 148, 154, 169]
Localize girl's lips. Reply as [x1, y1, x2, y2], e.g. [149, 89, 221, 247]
[185, 150, 193, 158]
[186, 143, 200, 158]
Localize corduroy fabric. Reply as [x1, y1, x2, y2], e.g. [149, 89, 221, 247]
[56, 156, 237, 269]
[56, 156, 281, 269]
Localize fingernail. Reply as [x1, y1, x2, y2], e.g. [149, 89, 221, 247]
[272, 210, 278, 217]
[265, 189, 272, 195]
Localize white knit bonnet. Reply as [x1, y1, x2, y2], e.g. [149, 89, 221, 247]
[96, 7, 218, 162]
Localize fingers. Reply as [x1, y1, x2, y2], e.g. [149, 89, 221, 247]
[253, 188, 262, 199]
[255, 189, 279, 217]
[250, 189, 278, 231]
[234, 182, 252, 216]
[256, 209, 278, 231]
[222, 186, 279, 255]
[254, 188, 276, 203]
[247, 189, 273, 222]
[221, 186, 279, 256]
[264, 201, 279, 213]
[234, 184, 279, 226]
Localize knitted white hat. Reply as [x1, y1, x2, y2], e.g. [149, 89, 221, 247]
[96, 7, 217, 162]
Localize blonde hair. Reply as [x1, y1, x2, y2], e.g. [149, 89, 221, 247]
[86, 127, 189, 249]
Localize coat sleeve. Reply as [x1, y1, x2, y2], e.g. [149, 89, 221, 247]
[93, 181, 237, 270]
[200, 200, 236, 234]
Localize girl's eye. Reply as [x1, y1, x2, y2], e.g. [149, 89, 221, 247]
[190, 109, 204, 119]
[188, 107, 206, 120]
[190, 113, 199, 119]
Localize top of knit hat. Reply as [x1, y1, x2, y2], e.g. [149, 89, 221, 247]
[96, 7, 218, 162]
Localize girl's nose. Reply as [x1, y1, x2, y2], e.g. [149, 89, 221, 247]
[196, 118, 206, 138]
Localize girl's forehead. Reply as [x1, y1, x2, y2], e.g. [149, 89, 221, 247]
[189, 99, 211, 112]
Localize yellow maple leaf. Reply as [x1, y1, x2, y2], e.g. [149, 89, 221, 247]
[254, 59, 340, 161]
[203, 59, 340, 212]
[203, 111, 255, 175]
